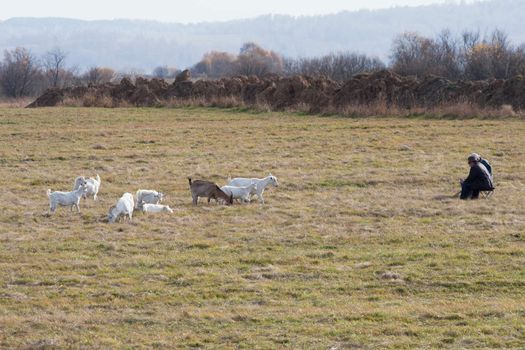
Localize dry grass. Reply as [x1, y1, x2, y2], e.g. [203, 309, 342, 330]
[0, 97, 33, 108]
[0, 107, 524, 349]
[332, 101, 524, 119]
[165, 96, 247, 109]
[53, 93, 525, 119]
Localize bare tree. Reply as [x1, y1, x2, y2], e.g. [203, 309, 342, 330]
[390, 32, 438, 77]
[43, 48, 67, 88]
[488, 29, 511, 78]
[285, 52, 385, 80]
[152, 65, 169, 79]
[192, 51, 236, 78]
[508, 44, 525, 77]
[460, 29, 524, 80]
[0, 48, 41, 98]
[152, 66, 181, 79]
[237, 43, 284, 76]
[83, 67, 115, 85]
[434, 30, 461, 78]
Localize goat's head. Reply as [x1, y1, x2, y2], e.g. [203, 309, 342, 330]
[74, 176, 87, 190]
[77, 180, 89, 193]
[157, 193, 165, 202]
[165, 206, 174, 213]
[268, 173, 279, 187]
[107, 206, 118, 223]
[227, 193, 234, 205]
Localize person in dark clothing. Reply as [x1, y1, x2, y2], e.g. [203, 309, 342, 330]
[469, 153, 493, 177]
[460, 154, 495, 200]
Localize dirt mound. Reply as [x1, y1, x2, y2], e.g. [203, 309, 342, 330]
[111, 78, 136, 101]
[333, 70, 415, 108]
[27, 71, 525, 114]
[27, 88, 65, 108]
[169, 81, 193, 99]
[222, 77, 244, 96]
[482, 75, 525, 109]
[130, 85, 161, 107]
[191, 80, 224, 99]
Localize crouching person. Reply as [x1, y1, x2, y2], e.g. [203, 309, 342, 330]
[460, 154, 494, 200]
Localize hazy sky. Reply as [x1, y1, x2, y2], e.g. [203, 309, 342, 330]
[1, 0, 467, 23]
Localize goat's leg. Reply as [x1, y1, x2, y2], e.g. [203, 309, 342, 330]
[75, 203, 80, 212]
[192, 195, 198, 206]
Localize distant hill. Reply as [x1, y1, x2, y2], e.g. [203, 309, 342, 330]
[1, 0, 524, 72]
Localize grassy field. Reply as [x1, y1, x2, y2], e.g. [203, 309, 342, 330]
[0, 107, 524, 349]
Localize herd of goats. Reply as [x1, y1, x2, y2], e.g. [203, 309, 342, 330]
[46, 173, 280, 223]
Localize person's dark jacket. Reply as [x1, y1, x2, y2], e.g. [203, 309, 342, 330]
[464, 163, 494, 190]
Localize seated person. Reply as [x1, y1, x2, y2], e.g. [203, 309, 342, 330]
[460, 154, 494, 200]
[469, 152, 493, 177]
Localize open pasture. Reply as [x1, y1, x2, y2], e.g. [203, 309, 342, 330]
[0, 107, 524, 349]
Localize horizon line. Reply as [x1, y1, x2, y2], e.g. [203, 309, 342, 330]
[0, 1, 475, 26]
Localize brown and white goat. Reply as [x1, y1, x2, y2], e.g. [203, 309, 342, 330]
[188, 178, 233, 205]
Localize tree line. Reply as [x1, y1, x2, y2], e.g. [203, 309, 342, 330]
[192, 29, 525, 81]
[2, 29, 525, 99]
[0, 47, 120, 98]
[391, 29, 525, 80]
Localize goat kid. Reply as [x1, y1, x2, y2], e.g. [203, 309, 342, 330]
[142, 203, 174, 214]
[228, 173, 278, 204]
[221, 182, 257, 203]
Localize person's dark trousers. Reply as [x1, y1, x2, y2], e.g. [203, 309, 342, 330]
[460, 183, 480, 200]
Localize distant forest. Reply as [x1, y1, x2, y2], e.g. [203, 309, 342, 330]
[0, 0, 524, 71]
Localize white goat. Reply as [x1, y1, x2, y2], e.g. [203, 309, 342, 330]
[47, 181, 88, 214]
[228, 173, 279, 204]
[142, 203, 174, 214]
[221, 182, 257, 203]
[73, 174, 101, 200]
[135, 190, 164, 209]
[108, 193, 134, 223]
